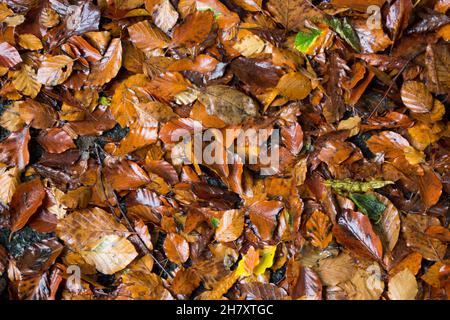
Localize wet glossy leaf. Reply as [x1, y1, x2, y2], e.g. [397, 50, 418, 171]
[163, 233, 190, 264]
[333, 209, 383, 261]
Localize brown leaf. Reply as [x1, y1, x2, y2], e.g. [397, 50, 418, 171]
[172, 268, 201, 295]
[88, 38, 122, 86]
[197, 85, 260, 126]
[266, 0, 319, 31]
[10, 178, 46, 232]
[104, 159, 150, 191]
[110, 74, 152, 127]
[333, 209, 383, 261]
[372, 193, 400, 253]
[172, 10, 214, 48]
[386, 0, 413, 41]
[402, 214, 446, 261]
[248, 200, 283, 241]
[418, 167, 442, 207]
[163, 233, 190, 264]
[128, 20, 169, 53]
[37, 128, 76, 154]
[425, 44, 450, 94]
[287, 260, 322, 299]
[352, 18, 393, 53]
[0, 127, 30, 171]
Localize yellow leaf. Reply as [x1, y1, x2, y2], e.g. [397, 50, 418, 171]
[254, 245, 277, 275]
[11, 64, 41, 98]
[276, 72, 312, 100]
[18, 34, 43, 50]
[0, 166, 19, 205]
[337, 116, 361, 137]
[403, 146, 425, 165]
[0, 104, 24, 131]
[407, 122, 440, 150]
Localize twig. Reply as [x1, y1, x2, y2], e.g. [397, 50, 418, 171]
[94, 143, 173, 279]
[368, 51, 423, 119]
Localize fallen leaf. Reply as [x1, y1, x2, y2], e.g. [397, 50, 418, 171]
[388, 269, 418, 300]
[163, 233, 190, 264]
[333, 209, 383, 261]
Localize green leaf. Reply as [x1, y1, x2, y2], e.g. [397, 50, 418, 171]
[324, 178, 394, 193]
[294, 28, 322, 54]
[99, 96, 111, 107]
[211, 217, 220, 228]
[325, 17, 360, 52]
[349, 193, 386, 223]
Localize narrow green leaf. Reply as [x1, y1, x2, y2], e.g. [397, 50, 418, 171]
[349, 193, 386, 223]
[325, 17, 361, 52]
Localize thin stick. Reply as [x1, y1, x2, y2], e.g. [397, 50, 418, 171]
[94, 143, 173, 279]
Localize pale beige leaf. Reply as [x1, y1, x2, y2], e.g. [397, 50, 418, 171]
[0, 166, 20, 205]
[152, 0, 179, 33]
[81, 234, 138, 275]
[215, 210, 244, 242]
[388, 269, 418, 300]
[316, 252, 356, 286]
[339, 264, 384, 300]
[233, 34, 266, 57]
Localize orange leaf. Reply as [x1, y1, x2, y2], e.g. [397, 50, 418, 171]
[88, 38, 122, 86]
[163, 233, 190, 264]
[305, 210, 332, 249]
[172, 10, 214, 47]
[10, 178, 46, 232]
